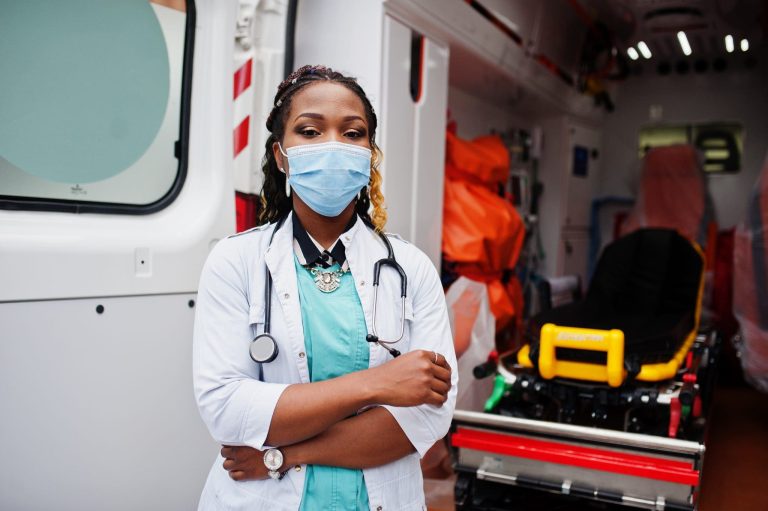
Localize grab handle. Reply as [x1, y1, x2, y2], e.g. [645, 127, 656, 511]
[538, 323, 625, 387]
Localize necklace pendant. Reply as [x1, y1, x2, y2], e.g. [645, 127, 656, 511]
[311, 268, 342, 293]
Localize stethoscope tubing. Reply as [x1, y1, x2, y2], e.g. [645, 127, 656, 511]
[251, 214, 407, 363]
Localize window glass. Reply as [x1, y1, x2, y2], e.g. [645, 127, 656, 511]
[637, 126, 688, 157]
[693, 123, 743, 173]
[0, 0, 190, 210]
[638, 122, 743, 174]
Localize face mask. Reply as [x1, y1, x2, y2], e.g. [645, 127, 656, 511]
[280, 141, 372, 217]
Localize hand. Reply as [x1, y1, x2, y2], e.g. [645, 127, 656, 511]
[367, 350, 452, 407]
[220, 445, 269, 481]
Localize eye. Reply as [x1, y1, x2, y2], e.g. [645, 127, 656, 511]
[297, 127, 321, 137]
[344, 129, 366, 139]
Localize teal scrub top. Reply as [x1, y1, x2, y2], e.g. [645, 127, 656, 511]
[295, 258, 370, 511]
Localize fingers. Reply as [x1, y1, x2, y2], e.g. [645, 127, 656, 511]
[221, 445, 261, 463]
[222, 448, 260, 481]
[426, 390, 449, 406]
[431, 364, 451, 384]
[419, 349, 453, 390]
[434, 352, 451, 371]
[430, 378, 450, 396]
[229, 470, 246, 481]
[220, 446, 235, 460]
[417, 349, 451, 370]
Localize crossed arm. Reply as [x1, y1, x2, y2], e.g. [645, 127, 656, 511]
[222, 350, 452, 480]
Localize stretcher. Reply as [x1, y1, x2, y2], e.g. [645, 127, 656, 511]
[451, 229, 721, 510]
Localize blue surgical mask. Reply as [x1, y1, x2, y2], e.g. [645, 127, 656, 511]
[280, 141, 372, 217]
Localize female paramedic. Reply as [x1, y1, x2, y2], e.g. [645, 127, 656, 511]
[193, 65, 458, 511]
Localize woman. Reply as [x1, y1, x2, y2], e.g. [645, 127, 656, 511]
[193, 65, 457, 511]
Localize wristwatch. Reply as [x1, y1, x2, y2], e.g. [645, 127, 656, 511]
[263, 448, 285, 480]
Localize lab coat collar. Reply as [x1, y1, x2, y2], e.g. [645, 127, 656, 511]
[292, 212, 356, 268]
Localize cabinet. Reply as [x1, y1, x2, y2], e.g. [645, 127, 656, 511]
[537, 117, 601, 284]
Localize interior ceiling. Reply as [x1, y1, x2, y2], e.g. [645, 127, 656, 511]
[585, 0, 767, 59]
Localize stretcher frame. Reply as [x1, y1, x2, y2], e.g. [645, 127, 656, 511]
[451, 330, 719, 510]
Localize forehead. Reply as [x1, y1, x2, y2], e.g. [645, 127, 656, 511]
[288, 81, 367, 121]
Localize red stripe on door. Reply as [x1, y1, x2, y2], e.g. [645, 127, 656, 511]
[451, 428, 700, 486]
[233, 116, 250, 157]
[233, 59, 253, 100]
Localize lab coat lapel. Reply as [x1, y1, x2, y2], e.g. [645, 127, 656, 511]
[264, 213, 310, 383]
[346, 220, 390, 368]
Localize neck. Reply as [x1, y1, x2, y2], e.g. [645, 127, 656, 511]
[293, 199, 356, 249]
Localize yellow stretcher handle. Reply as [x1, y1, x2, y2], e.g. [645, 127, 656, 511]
[538, 323, 626, 387]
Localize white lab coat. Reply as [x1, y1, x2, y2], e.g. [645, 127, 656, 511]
[193, 212, 458, 511]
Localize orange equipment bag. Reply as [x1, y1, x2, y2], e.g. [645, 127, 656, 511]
[442, 131, 525, 331]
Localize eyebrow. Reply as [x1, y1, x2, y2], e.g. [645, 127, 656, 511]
[294, 112, 365, 123]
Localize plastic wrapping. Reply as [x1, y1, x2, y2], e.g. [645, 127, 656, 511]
[622, 144, 707, 243]
[445, 277, 496, 411]
[734, 154, 768, 392]
[442, 131, 525, 331]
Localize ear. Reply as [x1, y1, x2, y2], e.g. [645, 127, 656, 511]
[272, 141, 287, 173]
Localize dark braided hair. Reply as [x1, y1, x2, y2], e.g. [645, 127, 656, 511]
[258, 65, 387, 230]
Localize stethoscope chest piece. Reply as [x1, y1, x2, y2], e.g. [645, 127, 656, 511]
[250, 333, 279, 364]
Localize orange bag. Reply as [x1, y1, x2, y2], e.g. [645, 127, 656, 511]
[445, 131, 510, 185]
[442, 132, 526, 332]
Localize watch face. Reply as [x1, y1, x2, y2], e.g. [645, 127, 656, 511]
[264, 448, 283, 471]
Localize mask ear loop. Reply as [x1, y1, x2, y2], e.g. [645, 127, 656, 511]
[277, 142, 290, 197]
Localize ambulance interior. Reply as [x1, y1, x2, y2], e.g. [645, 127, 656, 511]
[1, 0, 767, 510]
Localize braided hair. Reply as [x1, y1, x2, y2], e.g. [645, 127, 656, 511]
[259, 65, 387, 231]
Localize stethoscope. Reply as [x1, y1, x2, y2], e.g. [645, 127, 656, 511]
[249, 214, 407, 366]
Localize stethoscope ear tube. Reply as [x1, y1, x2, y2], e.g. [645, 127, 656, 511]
[372, 258, 407, 297]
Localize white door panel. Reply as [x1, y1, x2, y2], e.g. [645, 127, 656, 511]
[0, 294, 217, 511]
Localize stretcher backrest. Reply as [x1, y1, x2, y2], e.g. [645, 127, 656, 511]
[622, 145, 708, 244]
[588, 229, 703, 317]
[734, 153, 768, 391]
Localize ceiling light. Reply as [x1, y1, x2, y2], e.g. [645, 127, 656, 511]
[637, 41, 652, 59]
[741, 38, 749, 52]
[725, 35, 734, 53]
[627, 47, 640, 60]
[677, 31, 692, 56]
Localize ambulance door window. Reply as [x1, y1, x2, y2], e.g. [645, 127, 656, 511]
[637, 122, 743, 174]
[0, 0, 192, 213]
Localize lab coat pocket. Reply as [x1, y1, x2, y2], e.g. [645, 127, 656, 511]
[213, 486, 272, 511]
[208, 464, 297, 511]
